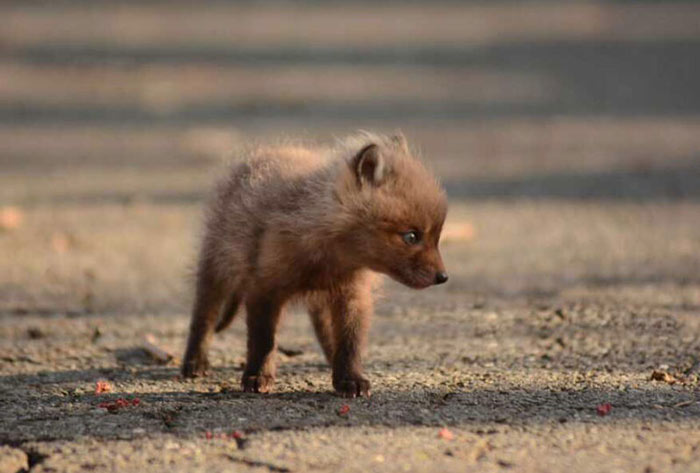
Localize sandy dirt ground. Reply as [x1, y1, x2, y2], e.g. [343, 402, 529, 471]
[2, 1, 700, 472]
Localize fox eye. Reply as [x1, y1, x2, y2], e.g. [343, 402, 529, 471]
[401, 231, 421, 245]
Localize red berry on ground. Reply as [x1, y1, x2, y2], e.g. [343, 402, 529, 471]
[596, 403, 612, 416]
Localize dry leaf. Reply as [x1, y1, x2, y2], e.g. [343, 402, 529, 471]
[650, 370, 681, 385]
[95, 380, 112, 394]
[673, 400, 694, 408]
[143, 334, 174, 364]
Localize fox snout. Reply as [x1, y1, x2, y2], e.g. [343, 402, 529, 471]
[426, 247, 448, 286]
[428, 255, 449, 286]
[399, 248, 448, 289]
[405, 266, 448, 289]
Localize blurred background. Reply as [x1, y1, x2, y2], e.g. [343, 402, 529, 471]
[1, 0, 699, 315]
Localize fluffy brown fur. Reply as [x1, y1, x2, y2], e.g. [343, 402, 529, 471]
[182, 132, 448, 397]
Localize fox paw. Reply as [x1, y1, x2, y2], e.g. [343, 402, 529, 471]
[241, 373, 275, 393]
[181, 352, 210, 378]
[333, 375, 371, 398]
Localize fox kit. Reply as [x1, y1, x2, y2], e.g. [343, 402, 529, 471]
[182, 132, 448, 397]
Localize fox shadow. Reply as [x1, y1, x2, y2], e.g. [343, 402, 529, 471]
[1, 363, 699, 446]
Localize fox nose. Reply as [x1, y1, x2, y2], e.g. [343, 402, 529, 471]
[434, 272, 449, 285]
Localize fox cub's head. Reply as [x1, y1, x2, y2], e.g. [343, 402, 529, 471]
[339, 134, 448, 289]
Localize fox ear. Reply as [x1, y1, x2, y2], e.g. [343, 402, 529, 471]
[353, 144, 385, 187]
[391, 132, 409, 153]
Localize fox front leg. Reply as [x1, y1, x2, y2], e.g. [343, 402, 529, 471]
[329, 285, 372, 398]
[241, 293, 284, 393]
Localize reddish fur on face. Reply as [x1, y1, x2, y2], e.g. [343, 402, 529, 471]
[181, 132, 448, 397]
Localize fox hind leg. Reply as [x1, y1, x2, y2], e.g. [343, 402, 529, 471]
[182, 261, 229, 378]
[215, 292, 241, 332]
[307, 295, 335, 364]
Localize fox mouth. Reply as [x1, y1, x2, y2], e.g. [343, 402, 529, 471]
[404, 280, 433, 290]
[388, 270, 435, 289]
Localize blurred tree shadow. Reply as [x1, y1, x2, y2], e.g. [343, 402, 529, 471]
[445, 163, 700, 201]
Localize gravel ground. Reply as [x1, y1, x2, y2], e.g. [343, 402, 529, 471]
[2, 200, 700, 473]
[2, 1, 700, 472]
